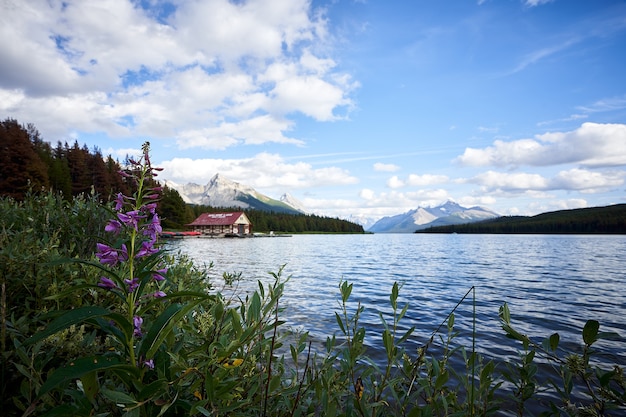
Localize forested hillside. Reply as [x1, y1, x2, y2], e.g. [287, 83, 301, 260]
[1, 118, 363, 233]
[417, 204, 626, 234]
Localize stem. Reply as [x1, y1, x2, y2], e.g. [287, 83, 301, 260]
[262, 294, 280, 417]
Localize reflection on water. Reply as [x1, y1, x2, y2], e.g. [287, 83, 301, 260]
[165, 234, 626, 369]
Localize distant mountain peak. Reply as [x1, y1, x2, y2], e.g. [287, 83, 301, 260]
[368, 201, 499, 233]
[280, 192, 307, 213]
[163, 174, 306, 214]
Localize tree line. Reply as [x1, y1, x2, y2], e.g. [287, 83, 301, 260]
[417, 204, 626, 234]
[188, 204, 364, 233]
[1, 118, 364, 233]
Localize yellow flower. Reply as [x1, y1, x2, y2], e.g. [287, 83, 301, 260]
[193, 390, 203, 400]
[222, 358, 244, 368]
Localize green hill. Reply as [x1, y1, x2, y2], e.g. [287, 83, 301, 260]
[416, 204, 626, 234]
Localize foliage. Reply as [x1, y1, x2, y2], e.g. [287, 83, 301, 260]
[2, 143, 623, 416]
[418, 204, 626, 234]
[499, 303, 625, 416]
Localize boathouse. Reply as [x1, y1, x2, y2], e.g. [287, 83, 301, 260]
[186, 212, 252, 236]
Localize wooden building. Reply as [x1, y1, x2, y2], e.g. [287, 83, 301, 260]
[186, 212, 252, 236]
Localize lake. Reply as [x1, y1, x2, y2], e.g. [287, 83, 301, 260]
[164, 233, 625, 373]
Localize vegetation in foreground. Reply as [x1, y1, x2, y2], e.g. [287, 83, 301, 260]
[417, 205, 626, 234]
[1, 144, 624, 416]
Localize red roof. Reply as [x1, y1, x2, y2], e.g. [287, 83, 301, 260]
[187, 212, 246, 226]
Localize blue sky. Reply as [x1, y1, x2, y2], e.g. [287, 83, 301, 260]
[2, 0, 625, 223]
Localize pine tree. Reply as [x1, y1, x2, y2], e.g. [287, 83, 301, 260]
[0, 119, 49, 199]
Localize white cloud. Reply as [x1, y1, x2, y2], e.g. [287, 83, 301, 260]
[0, 0, 355, 149]
[456, 123, 626, 168]
[373, 163, 400, 172]
[406, 174, 449, 186]
[467, 168, 625, 194]
[387, 176, 405, 189]
[359, 188, 375, 200]
[159, 152, 358, 191]
[523, 0, 554, 7]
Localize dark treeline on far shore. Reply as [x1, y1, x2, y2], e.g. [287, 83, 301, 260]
[0, 118, 363, 233]
[417, 204, 626, 234]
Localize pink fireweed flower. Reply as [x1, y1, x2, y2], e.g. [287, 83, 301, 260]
[96, 243, 128, 266]
[151, 290, 167, 298]
[124, 277, 140, 293]
[143, 216, 162, 241]
[114, 192, 125, 211]
[118, 210, 145, 230]
[142, 203, 158, 215]
[105, 219, 122, 235]
[98, 276, 118, 290]
[152, 268, 167, 282]
[135, 240, 159, 259]
[133, 315, 143, 337]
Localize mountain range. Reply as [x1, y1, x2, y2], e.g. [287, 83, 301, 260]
[164, 174, 305, 215]
[367, 201, 500, 233]
[164, 174, 500, 232]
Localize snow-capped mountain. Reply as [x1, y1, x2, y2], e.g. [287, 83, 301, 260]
[368, 201, 499, 233]
[164, 174, 305, 214]
[280, 193, 308, 214]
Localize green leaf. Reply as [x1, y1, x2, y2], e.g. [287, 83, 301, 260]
[542, 332, 560, 351]
[335, 312, 346, 335]
[340, 281, 352, 303]
[25, 306, 111, 345]
[138, 379, 168, 401]
[80, 371, 99, 402]
[38, 356, 140, 398]
[139, 299, 204, 359]
[499, 303, 511, 324]
[583, 320, 600, 345]
[390, 282, 399, 310]
[382, 329, 393, 357]
[101, 387, 138, 405]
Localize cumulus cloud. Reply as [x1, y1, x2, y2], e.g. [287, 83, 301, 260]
[387, 176, 405, 189]
[467, 168, 625, 194]
[159, 152, 358, 191]
[456, 123, 626, 168]
[406, 174, 449, 186]
[0, 0, 355, 148]
[373, 162, 400, 172]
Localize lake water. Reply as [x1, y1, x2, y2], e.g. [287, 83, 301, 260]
[165, 233, 625, 375]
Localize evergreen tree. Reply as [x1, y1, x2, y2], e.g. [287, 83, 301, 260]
[0, 118, 49, 199]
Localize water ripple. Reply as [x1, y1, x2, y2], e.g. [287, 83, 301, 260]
[167, 234, 626, 369]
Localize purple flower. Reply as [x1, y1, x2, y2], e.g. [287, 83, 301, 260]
[124, 277, 140, 293]
[118, 210, 145, 230]
[114, 192, 125, 211]
[152, 268, 167, 282]
[96, 243, 128, 266]
[135, 240, 159, 259]
[151, 290, 167, 298]
[143, 358, 154, 369]
[143, 202, 158, 215]
[133, 315, 143, 337]
[97, 276, 118, 290]
[143, 215, 162, 241]
[105, 219, 122, 235]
